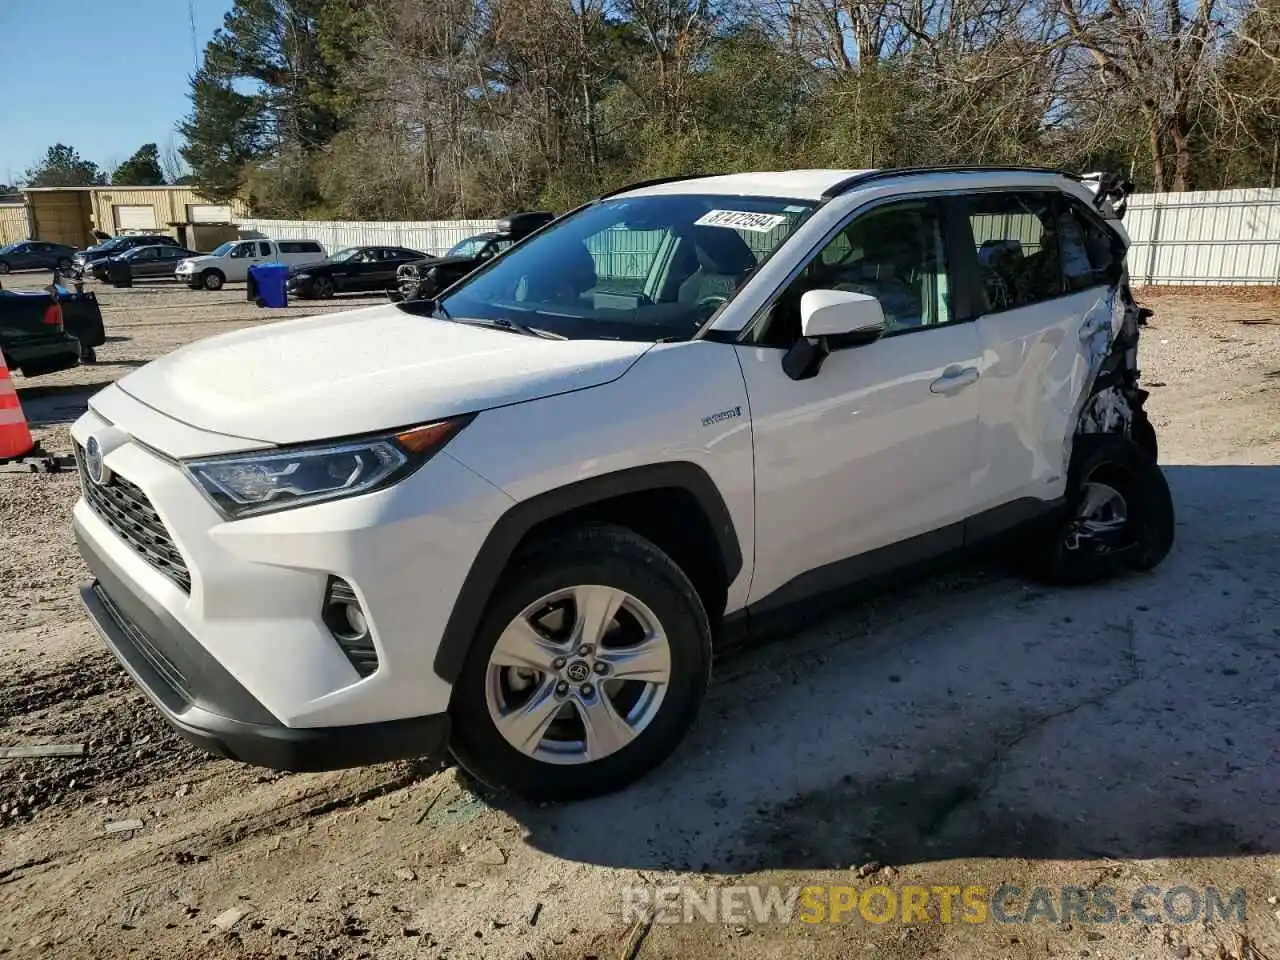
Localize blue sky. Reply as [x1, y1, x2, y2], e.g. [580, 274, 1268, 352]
[0, 0, 236, 184]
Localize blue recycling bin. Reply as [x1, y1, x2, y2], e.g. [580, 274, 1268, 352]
[248, 262, 289, 308]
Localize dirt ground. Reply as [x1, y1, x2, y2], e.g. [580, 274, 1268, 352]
[1, 273, 1278, 960]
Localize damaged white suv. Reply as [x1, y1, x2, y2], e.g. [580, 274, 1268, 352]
[71, 167, 1172, 801]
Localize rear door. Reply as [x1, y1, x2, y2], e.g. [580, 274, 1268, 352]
[368, 249, 407, 287]
[146, 246, 183, 278]
[957, 190, 1115, 515]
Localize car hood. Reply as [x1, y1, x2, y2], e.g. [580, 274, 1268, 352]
[115, 302, 651, 445]
[177, 255, 219, 268]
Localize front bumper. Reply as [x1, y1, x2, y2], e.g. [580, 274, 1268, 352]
[69, 390, 513, 760]
[76, 525, 451, 771]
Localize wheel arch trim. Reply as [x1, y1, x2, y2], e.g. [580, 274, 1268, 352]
[432, 461, 743, 684]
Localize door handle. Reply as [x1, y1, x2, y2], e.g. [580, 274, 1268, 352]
[930, 365, 981, 395]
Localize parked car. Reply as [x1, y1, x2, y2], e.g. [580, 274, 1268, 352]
[0, 241, 79, 275]
[70, 167, 1170, 802]
[394, 212, 555, 301]
[288, 246, 429, 299]
[90, 245, 200, 283]
[1, 284, 105, 375]
[73, 235, 180, 278]
[176, 238, 327, 290]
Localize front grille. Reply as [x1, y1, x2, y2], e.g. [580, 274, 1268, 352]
[76, 445, 192, 593]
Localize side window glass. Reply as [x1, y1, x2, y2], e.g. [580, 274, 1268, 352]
[258, 242, 272, 257]
[1060, 198, 1119, 291]
[968, 192, 1062, 312]
[758, 200, 951, 347]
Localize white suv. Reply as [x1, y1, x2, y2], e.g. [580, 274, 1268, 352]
[71, 167, 1172, 801]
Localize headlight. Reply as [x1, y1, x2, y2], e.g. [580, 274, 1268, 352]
[183, 418, 472, 519]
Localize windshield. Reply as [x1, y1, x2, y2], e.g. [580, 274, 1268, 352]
[447, 236, 491, 258]
[330, 247, 361, 262]
[209, 241, 236, 257]
[0, 243, 17, 254]
[439, 194, 815, 342]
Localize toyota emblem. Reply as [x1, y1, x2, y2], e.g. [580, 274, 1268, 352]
[85, 435, 110, 486]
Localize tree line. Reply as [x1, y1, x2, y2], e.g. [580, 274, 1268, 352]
[20, 142, 191, 189]
[177, 0, 1280, 219]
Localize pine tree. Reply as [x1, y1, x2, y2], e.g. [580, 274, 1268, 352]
[113, 144, 166, 185]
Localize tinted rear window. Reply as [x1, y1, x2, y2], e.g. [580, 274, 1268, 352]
[278, 241, 323, 253]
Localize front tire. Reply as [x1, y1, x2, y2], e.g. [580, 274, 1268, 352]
[449, 523, 712, 802]
[201, 270, 224, 291]
[0, 261, 10, 275]
[1032, 436, 1174, 585]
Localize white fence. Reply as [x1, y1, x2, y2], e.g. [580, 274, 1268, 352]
[233, 217, 501, 257]
[1124, 188, 1280, 286]
[235, 186, 1280, 286]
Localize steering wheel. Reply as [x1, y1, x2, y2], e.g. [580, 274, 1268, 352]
[696, 294, 729, 320]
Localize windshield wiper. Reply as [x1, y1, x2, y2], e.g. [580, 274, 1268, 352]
[452, 316, 564, 340]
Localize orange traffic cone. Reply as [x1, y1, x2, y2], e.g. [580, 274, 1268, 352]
[0, 362, 35, 461]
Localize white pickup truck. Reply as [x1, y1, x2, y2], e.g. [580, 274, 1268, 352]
[176, 238, 327, 291]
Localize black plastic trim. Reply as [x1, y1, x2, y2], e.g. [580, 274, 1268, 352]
[76, 519, 274, 724]
[433, 462, 743, 683]
[721, 497, 1065, 644]
[821, 165, 1078, 200]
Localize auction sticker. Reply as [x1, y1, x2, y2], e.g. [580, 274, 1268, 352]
[695, 210, 788, 233]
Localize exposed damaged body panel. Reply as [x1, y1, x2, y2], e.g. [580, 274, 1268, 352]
[1069, 174, 1153, 463]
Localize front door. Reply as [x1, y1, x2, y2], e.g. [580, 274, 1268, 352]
[735, 197, 985, 607]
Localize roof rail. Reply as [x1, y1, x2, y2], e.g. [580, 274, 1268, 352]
[820, 165, 1077, 200]
[599, 173, 722, 199]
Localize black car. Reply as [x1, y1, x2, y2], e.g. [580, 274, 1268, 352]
[73, 234, 180, 278]
[394, 212, 555, 302]
[0, 241, 79, 275]
[287, 246, 429, 299]
[90, 244, 199, 283]
[0, 284, 106, 376]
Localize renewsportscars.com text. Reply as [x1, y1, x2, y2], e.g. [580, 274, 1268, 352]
[621, 884, 1248, 926]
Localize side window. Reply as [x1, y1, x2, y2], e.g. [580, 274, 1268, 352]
[967, 192, 1062, 312]
[258, 241, 272, 257]
[757, 200, 951, 347]
[1060, 198, 1121, 291]
[229, 243, 253, 259]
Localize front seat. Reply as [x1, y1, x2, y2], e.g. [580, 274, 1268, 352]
[675, 227, 758, 304]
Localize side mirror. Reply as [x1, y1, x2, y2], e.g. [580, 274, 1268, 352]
[784, 289, 887, 381]
[800, 289, 886, 339]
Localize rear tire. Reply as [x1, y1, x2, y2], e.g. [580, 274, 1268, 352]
[80, 345, 97, 364]
[1131, 408, 1158, 463]
[1031, 436, 1174, 585]
[201, 270, 224, 291]
[313, 276, 335, 299]
[449, 523, 712, 802]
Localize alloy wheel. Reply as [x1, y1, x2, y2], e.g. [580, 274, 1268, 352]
[483, 584, 672, 765]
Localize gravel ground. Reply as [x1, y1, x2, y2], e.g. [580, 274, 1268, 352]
[0, 273, 1278, 960]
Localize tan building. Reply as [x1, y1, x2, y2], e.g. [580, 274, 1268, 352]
[22, 185, 249, 251]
